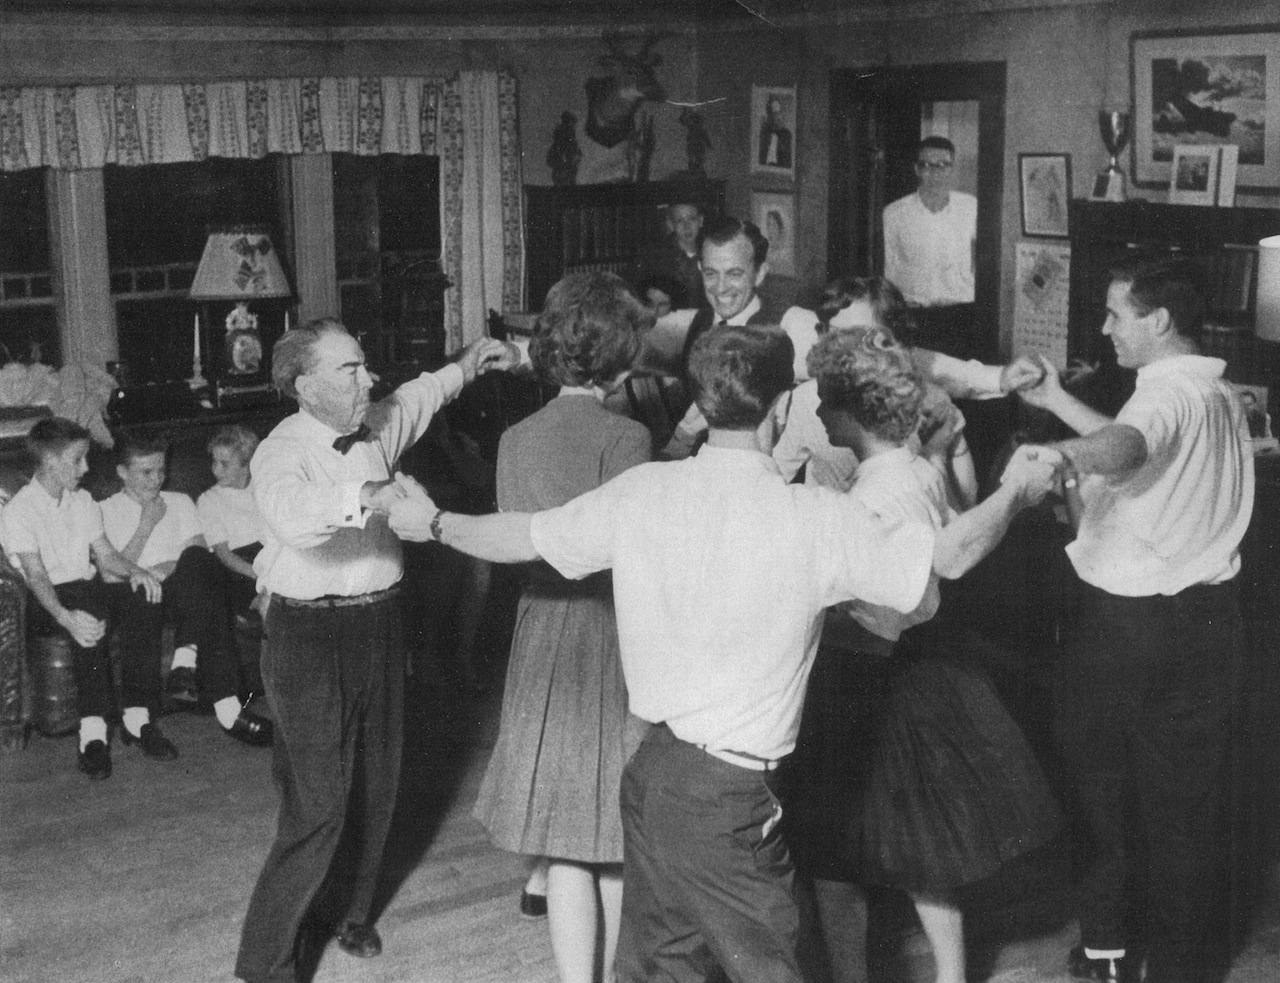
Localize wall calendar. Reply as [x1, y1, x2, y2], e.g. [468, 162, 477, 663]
[1012, 241, 1071, 368]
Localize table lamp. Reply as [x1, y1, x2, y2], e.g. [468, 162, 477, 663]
[189, 226, 292, 390]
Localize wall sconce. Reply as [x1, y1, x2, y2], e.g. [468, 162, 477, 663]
[1257, 235, 1280, 344]
[190, 226, 292, 403]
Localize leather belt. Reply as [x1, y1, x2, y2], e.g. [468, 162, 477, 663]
[273, 585, 401, 609]
[697, 745, 781, 772]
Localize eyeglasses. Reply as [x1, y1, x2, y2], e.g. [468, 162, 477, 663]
[915, 160, 954, 171]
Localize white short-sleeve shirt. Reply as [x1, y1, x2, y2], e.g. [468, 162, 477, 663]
[1, 480, 102, 585]
[1067, 355, 1254, 596]
[100, 490, 203, 570]
[528, 446, 934, 761]
[197, 484, 266, 551]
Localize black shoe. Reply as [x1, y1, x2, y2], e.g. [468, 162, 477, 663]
[77, 739, 112, 780]
[1069, 945, 1143, 983]
[335, 922, 382, 958]
[224, 708, 273, 747]
[165, 666, 198, 705]
[519, 890, 548, 919]
[120, 722, 179, 760]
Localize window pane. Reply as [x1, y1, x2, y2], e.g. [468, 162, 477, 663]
[333, 152, 441, 365]
[105, 158, 282, 267]
[0, 168, 58, 364]
[0, 168, 51, 273]
[105, 157, 286, 384]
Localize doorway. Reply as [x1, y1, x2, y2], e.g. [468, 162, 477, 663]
[828, 61, 1006, 361]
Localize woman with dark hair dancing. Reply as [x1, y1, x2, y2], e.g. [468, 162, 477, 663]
[472, 271, 653, 983]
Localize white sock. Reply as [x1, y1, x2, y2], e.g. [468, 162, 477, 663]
[79, 716, 107, 751]
[171, 645, 198, 670]
[121, 706, 150, 738]
[213, 696, 243, 730]
[1084, 948, 1127, 962]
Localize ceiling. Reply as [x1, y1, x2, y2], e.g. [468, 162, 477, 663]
[2, 0, 809, 29]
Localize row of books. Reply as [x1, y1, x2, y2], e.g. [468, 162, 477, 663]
[558, 204, 665, 266]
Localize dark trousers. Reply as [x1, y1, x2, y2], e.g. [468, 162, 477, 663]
[130, 546, 240, 703]
[235, 591, 405, 983]
[27, 578, 159, 720]
[1057, 581, 1240, 983]
[615, 723, 803, 983]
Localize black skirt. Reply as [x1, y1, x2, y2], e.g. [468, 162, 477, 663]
[784, 616, 1062, 893]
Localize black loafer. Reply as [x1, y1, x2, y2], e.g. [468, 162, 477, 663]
[165, 666, 199, 705]
[224, 708, 273, 747]
[335, 921, 382, 958]
[77, 739, 112, 780]
[120, 722, 179, 760]
[519, 889, 548, 919]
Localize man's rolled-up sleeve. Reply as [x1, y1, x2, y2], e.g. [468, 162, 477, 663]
[814, 491, 935, 613]
[528, 480, 623, 581]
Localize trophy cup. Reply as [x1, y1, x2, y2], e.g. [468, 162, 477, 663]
[1095, 110, 1131, 202]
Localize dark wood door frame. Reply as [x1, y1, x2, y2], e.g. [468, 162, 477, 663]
[828, 62, 1007, 341]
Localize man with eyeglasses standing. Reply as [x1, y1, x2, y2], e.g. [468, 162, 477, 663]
[883, 136, 977, 353]
[884, 136, 976, 311]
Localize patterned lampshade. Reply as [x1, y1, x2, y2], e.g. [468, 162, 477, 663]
[189, 227, 292, 301]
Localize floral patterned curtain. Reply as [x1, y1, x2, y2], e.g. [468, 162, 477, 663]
[0, 71, 524, 353]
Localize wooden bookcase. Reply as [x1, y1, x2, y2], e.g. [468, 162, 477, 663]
[524, 179, 725, 311]
[1067, 200, 1280, 412]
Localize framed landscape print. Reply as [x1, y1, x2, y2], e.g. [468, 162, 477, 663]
[1131, 28, 1280, 191]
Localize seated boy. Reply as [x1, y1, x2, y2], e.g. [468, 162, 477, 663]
[99, 430, 271, 747]
[0, 418, 167, 779]
[196, 426, 267, 617]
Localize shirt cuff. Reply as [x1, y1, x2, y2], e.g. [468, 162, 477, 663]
[432, 361, 466, 399]
[968, 362, 1006, 398]
[339, 481, 369, 528]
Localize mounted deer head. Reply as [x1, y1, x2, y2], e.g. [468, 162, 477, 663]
[584, 31, 667, 150]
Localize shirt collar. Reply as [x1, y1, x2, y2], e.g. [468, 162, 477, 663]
[726, 294, 763, 326]
[694, 443, 781, 475]
[852, 446, 914, 480]
[1136, 354, 1225, 382]
[293, 408, 348, 443]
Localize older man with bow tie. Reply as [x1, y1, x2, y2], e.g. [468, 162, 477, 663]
[235, 317, 516, 983]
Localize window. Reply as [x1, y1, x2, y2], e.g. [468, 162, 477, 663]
[0, 168, 57, 365]
[333, 153, 443, 365]
[105, 157, 288, 384]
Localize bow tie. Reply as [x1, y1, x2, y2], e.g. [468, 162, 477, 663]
[332, 424, 372, 454]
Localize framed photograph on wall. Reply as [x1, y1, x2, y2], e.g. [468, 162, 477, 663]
[1168, 144, 1221, 206]
[751, 191, 795, 276]
[1018, 153, 1071, 238]
[1131, 28, 1280, 191]
[750, 85, 797, 180]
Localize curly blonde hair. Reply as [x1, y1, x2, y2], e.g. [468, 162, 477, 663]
[809, 334, 923, 444]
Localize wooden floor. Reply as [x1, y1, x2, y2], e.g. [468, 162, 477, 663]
[4, 659, 1280, 983]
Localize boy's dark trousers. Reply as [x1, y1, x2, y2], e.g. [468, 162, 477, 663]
[27, 578, 157, 718]
[132, 546, 240, 704]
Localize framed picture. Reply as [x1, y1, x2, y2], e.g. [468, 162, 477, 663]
[1131, 28, 1280, 191]
[751, 191, 795, 276]
[750, 84, 797, 180]
[1168, 144, 1221, 206]
[1018, 153, 1071, 238]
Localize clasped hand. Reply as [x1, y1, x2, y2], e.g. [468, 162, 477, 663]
[363, 473, 439, 541]
[998, 443, 1065, 506]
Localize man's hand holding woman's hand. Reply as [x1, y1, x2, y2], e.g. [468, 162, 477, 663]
[385, 473, 439, 541]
